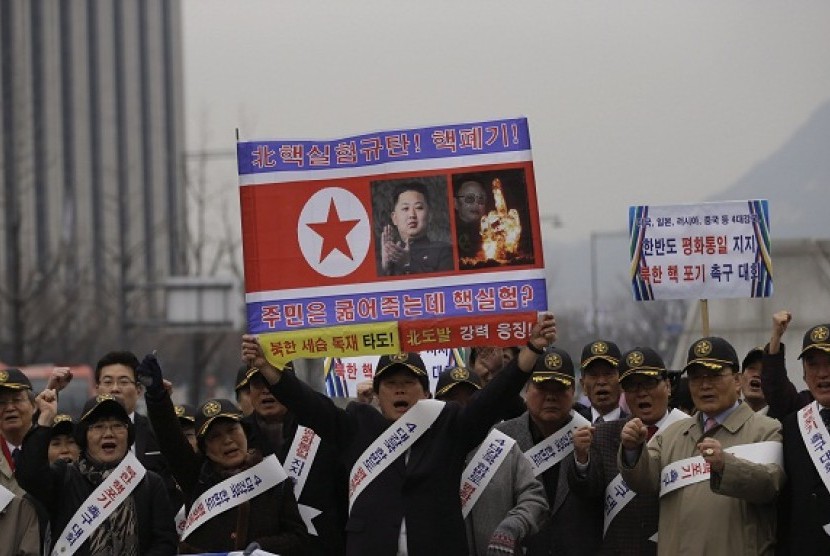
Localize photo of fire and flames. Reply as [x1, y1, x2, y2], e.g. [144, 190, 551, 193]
[453, 169, 536, 271]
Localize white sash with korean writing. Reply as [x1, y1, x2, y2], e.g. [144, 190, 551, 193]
[523, 412, 591, 477]
[603, 409, 689, 535]
[174, 505, 186, 537]
[460, 429, 516, 518]
[52, 452, 146, 556]
[658, 441, 782, 497]
[0, 483, 14, 514]
[181, 454, 288, 541]
[348, 399, 445, 512]
[797, 402, 830, 535]
[283, 425, 322, 535]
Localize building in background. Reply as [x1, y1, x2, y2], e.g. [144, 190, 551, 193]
[0, 0, 186, 366]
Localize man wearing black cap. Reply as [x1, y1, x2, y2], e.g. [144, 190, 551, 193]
[241, 313, 557, 556]
[739, 347, 768, 414]
[579, 340, 627, 424]
[760, 313, 830, 554]
[495, 345, 600, 555]
[434, 366, 548, 556]
[568, 347, 689, 555]
[0, 369, 35, 493]
[619, 337, 784, 555]
[760, 310, 829, 418]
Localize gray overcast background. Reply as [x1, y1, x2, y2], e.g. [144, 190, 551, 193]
[180, 1, 830, 301]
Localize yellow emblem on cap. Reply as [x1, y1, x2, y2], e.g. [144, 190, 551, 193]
[626, 351, 644, 367]
[450, 368, 469, 381]
[53, 414, 72, 425]
[694, 340, 712, 357]
[390, 353, 408, 363]
[591, 342, 608, 355]
[545, 353, 563, 370]
[202, 400, 221, 417]
[96, 394, 115, 403]
[811, 326, 829, 343]
[175, 405, 185, 417]
[0, 370, 7, 383]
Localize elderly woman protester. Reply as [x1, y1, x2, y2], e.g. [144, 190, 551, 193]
[17, 391, 177, 556]
[136, 354, 308, 555]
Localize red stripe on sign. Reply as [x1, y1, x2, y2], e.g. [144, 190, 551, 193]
[399, 312, 538, 351]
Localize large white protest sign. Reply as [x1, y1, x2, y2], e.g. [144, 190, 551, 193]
[629, 200, 771, 301]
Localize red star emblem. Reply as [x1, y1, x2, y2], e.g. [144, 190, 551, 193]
[306, 199, 361, 262]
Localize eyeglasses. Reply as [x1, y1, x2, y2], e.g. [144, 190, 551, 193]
[456, 194, 486, 205]
[98, 377, 136, 388]
[0, 394, 29, 409]
[88, 422, 128, 434]
[688, 370, 734, 384]
[621, 376, 661, 393]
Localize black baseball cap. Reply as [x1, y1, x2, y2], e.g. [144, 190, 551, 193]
[683, 337, 740, 373]
[175, 403, 197, 424]
[373, 353, 430, 393]
[51, 414, 75, 437]
[531, 346, 575, 387]
[619, 348, 667, 382]
[741, 346, 764, 371]
[435, 367, 482, 399]
[195, 398, 243, 438]
[0, 368, 32, 391]
[81, 394, 130, 423]
[798, 324, 830, 360]
[580, 340, 622, 372]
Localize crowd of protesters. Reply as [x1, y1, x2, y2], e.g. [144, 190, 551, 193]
[1, 309, 828, 555]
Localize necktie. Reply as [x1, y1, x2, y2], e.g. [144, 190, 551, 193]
[646, 425, 659, 441]
[595, 415, 605, 424]
[704, 417, 718, 433]
[820, 408, 830, 429]
[10, 447, 20, 471]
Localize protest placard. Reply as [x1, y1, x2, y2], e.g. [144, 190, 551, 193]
[629, 200, 772, 301]
[237, 118, 547, 367]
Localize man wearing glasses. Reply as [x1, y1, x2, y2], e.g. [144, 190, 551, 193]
[618, 337, 784, 555]
[568, 347, 688, 555]
[0, 369, 35, 495]
[453, 179, 488, 260]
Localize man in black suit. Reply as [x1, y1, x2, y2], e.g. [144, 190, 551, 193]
[93, 351, 181, 508]
[578, 340, 628, 424]
[766, 319, 830, 554]
[241, 314, 556, 556]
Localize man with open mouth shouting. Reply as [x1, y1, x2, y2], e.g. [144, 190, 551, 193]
[577, 340, 627, 425]
[739, 347, 767, 414]
[241, 312, 557, 556]
[569, 347, 689, 556]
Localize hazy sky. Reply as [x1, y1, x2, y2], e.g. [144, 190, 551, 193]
[182, 1, 830, 249]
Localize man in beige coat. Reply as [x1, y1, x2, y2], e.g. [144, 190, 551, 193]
[0, 492, 40, 556]
[619, 337, 785, 555]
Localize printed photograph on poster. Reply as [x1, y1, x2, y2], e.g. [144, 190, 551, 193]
[451, 168, 535, 270]
[371, 176, 454, 277]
